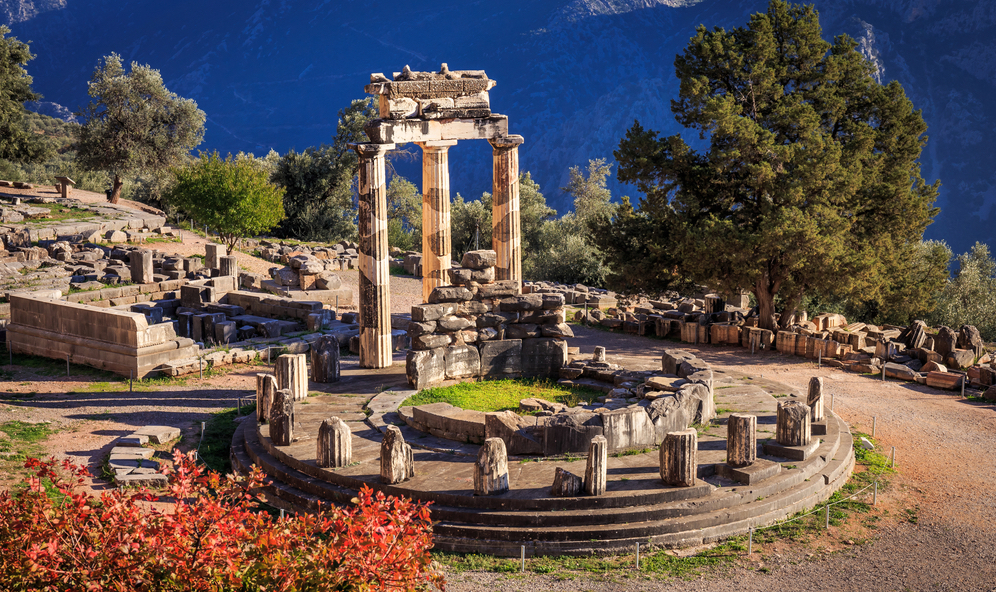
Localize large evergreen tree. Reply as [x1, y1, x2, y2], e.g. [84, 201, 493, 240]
[0, 26, 48, 163]
[76, 54, 205, 204]
[612, 1, 939, 330]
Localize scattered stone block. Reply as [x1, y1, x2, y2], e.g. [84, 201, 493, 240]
[473, 437, 509, 495]
[132, 425, 180, 445]
[118, 435, 148, 447]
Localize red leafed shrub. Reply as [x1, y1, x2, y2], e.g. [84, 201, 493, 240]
[0, 451, 445, 591]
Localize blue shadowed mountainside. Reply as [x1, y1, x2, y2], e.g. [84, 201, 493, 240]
[3, 0, 994, 254]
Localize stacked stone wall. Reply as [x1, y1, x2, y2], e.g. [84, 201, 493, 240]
[405, 250, 573, 389]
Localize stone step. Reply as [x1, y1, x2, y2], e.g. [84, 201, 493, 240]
[235, 419, 854, 555]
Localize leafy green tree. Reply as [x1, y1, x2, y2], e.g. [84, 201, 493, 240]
[168, 152, 285, 254]
[76, 54, 205, 204]
[0, 26, 49, 163]
[929, 242, 996, 340]
[612, 1, 939, 330]
[530, 159, 614, 285]
[387, 176, 422, 251]
[450, 172, 556, 264]
[271, 98, 374, 243]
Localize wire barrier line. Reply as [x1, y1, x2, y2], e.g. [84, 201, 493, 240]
[749, 478, 881, 536]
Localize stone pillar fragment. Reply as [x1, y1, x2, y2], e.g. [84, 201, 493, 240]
[489, 135, 524, 285]
[205, 243, 223, 269]
[807, 377, 825, 422]
[311, 335, 341, 383]
[380, 425, 414, 484]
[584, 434, 607, 496]
[473, 437, 509, 495]
[776, 400, 811, 447]
[352, 143, 396, 369]
[255, 372, 277, 423]
[592, 346, 606, 362]
[551, 467, 582, 497]
[726, 413, 757, 467]
[418, 140, 457, 302]
[129, 249, 153, 284]
[275, 354, 308, 401]
[220, 256, 238, 277]
[269, 388, 294, 446]
[660, 428, 697, 487]
[317, 417, 352, 468]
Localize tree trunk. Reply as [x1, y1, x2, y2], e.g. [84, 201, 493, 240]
[109, 174, 123, 204]
[779, 289, 804, 329]
[754, 269, 783, 332]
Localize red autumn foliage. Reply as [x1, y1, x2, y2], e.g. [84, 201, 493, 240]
[0, 451, 445, 591]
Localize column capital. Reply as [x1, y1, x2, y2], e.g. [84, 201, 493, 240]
[416, 140, 458, 151]
[489, 135, 524, 150]
[349, 142, 396, 157]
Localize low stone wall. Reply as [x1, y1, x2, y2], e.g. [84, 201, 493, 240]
[223, 290, 329, 321]
[405, 250, 573, 389]
[6, 294, 197, 378]
[64, 279, 187, 307]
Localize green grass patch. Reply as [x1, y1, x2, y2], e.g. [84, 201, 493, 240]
[401, 378, 603, 413]
[0, 420, 54, 462]
[197, 403, 255, 474]
[31, 204, 97, 222]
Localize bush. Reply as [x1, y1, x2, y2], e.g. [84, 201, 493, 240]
[929, 242, 996, 341]
[0, 453, 444, 591]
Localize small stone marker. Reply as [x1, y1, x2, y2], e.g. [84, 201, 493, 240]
[474, 437, 509, 495]
[660, 428, 697, 487]
[269, 388, 294, 446]
[317, 417, 352, 468]
[381, 425, 414, 484]
[860, 437, 874, 450]
[584, 435, 608, 496]
[807, 377, 825, 422]
[256, 373, 277, 423]
[311, 335, 341, 383]
[551, 467, 582, 497]
[726, 413, 757, 467]
[776, 400, 811, 447]
[276, 354, 308, 401]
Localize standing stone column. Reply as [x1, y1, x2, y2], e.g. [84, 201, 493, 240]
[269, 388, 294, 446]
[205, 243, 223, 269]
[776, 400, 811, 447]
[380, 425, 414, 484]
[275, 354, 308, 401]
[129, 249, 153, 284]
[317, 417, 352, 468]
[352, 142, 395, 369]
[220, 256, 238, 277]
[474, 437, 510, 495]
[489, 135, 525, 285]
[418, 140, 457, 303]
[726, 413, 757, 467]
[311, 335, 341, 383]
[807, 377, 825, 422]
[660, 428, 697, 487]
[584, 434, 607, 496]
[255, 372, 277, 423]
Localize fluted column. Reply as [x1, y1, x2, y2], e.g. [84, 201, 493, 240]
[490, 135, 524, 285]
[418, 140, 457, 302]
[352, 142, 395, 369]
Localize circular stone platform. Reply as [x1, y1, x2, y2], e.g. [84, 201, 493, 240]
[232, 362, 854, 557]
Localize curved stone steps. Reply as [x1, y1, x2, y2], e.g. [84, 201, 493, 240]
[234, 413, 854, 555]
